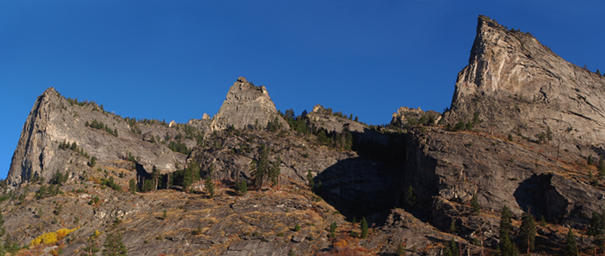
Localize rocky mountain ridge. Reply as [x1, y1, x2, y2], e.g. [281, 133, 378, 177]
[0, 15, 604, 256]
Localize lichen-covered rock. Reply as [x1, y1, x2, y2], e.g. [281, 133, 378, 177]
[211, 77, 289, 131]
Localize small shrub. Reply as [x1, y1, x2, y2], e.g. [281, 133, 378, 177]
[101, 176, 121, 191]
[236, 180, 248, 195]
[88, 156, 97, 167]
[329, 222, 337, 238]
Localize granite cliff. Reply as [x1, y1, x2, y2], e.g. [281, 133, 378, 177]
[0, 15, 604, 256]
[444, 15, 605, 156]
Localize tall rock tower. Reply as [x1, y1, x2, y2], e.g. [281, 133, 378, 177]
[211, 77, 289, 131]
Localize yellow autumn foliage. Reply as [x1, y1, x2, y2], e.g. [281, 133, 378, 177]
[30, 227, 78, 247]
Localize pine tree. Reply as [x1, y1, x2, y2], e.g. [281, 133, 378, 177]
[204, 175, 214, 198]
[102, 232, 127, 256]
[499, 206, 518, 256]
[0, 211, 5, 238]
[563, 229, 579, 256]
[252, 144, 270, 189]
[268, 158, 281, 187]
[128, 179, 137, 194]
[589, 210, 605, 252]
[471, 194, 480, 215]
[449, 219, 457, 234]
[360, 217, 368, 238]
[83, 234, 100, 256]
[445, 239, 460, 256]
[519, 211, 536, 253]
[237, 180, 248, 195]
[404, 185, 416, 208]
[306, 170, 315, 188]
[329, 222, 337, 239]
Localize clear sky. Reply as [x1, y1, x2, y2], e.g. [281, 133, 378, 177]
[1, 0, 604, 179]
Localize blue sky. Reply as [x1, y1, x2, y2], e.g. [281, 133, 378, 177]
[1, 0, 604, 179]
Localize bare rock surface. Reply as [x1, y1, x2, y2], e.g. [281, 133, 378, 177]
[444, 15, 605, 156]
[7, 88, 188, 187]
[211, 77, 289, 132]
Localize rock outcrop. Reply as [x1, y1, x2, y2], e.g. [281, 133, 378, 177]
[306, 105, 366, 133]
[7, 88, 189, 187]
[391, 107, 441, 127]
[444, 15, 605, 156]
[211, 77, 289, 131]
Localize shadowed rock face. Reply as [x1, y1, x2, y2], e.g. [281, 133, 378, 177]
[211, 77, 289, 131]
[444, 15, 605, 156]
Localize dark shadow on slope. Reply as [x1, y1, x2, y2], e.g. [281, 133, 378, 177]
[513, 174, 568, 223]
[313, 128, 440, 226]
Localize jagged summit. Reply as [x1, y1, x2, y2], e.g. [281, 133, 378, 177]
[210, 77, 289, 131]
[444, 15, 605, 155]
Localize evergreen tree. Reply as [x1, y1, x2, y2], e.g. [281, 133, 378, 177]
[252, 144, 270, 189]
[128, 179, 137, 194]
[268, 158, 281, 187]
[360, 217, 368, 238]
[181, 163, 201, 191]
[589, 210, 605, 252]
[83, 234, 100, 256]
[404, 185, 416, 208]
[102, 232, 127, 256]
[449, 219, 457, 234]
[499, 206, 518, 256]
[599, 158, 605, 178]
[329, 222, 337, 239]
[204, 175, 214, 198]
[0, 211, 5, 239]
[445, 239, 460, 256]
[306, 170, 315, 188]
[237, 180, 248, 195]
[563, 229, 579, 256]
[519, 211, 536, 253]
[470, 194, 480, 215]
